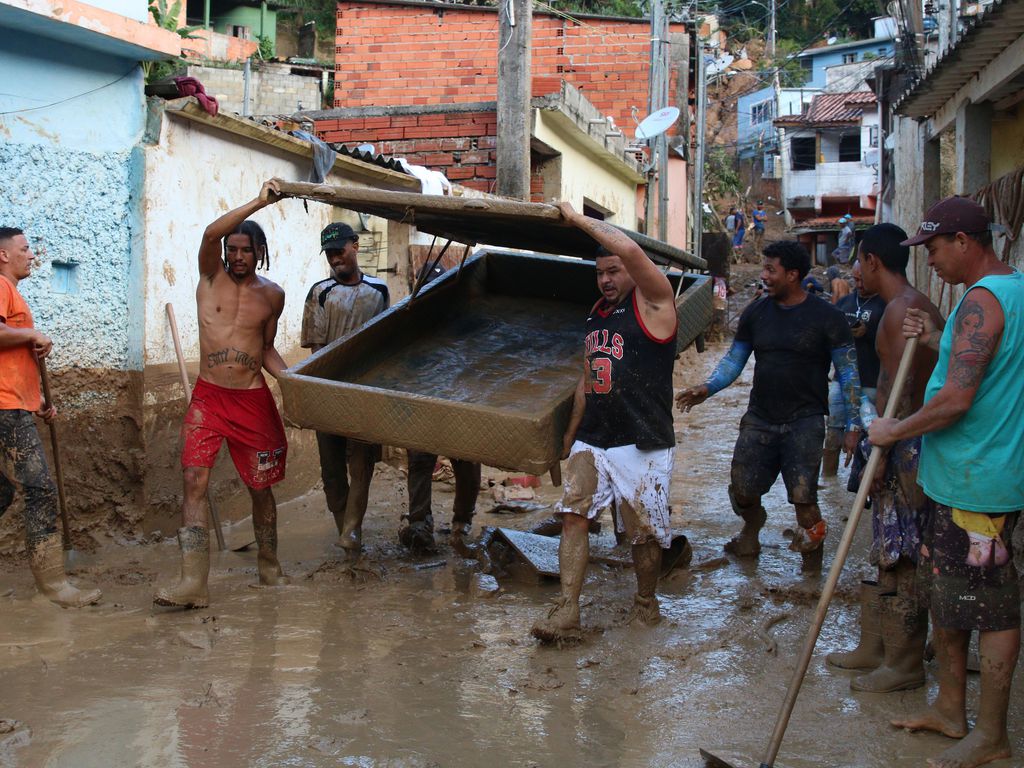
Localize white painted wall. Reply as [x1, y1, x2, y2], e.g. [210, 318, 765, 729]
[142, 114, 349, 365]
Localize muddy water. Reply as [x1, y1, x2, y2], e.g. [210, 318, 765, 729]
[1, 341, 1022, 768]
[350, 295, 584, 411]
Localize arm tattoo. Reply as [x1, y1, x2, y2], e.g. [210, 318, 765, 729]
[831, 344, 864, 429]
[949, 298, 997, 390]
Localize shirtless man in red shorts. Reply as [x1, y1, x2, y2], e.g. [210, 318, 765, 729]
[154, 180, 289, 608]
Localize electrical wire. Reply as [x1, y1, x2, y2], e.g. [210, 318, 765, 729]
[0, 66, 137, 116]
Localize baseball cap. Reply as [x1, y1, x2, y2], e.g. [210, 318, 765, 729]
[901, 196, 990, 246]
[321, 222, 358, 250]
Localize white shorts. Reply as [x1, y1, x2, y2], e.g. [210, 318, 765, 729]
[556, 440, 674, 548]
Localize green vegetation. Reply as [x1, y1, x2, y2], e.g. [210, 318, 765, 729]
[144, 0, 202, 83]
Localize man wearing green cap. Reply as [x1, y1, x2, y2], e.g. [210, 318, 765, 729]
[302, 222, 389, 558]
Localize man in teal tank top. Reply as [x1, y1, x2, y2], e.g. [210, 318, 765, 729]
[869, 197, 1022, 768]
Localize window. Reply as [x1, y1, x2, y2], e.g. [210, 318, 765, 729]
[868, 126, 879, 148]
[750, 99, 774, 125]
[842, 52, 857, 64]
[791, 137, 816, 170]
[839, 132, 861, 162]
[763, 152, 776, 178]
[800, 58, 814, 81]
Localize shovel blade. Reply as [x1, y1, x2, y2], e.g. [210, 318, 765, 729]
[699, 748, 749, 768]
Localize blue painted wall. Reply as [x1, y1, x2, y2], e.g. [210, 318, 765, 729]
[0, 28, 146, 370]
[797, 39, 895, 89]
[737, 84, 776, 159]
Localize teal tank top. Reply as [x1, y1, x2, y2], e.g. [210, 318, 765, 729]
[919, 271, 1024, 512]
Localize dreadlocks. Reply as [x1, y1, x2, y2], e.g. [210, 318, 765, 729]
[223, 220, 271, 271]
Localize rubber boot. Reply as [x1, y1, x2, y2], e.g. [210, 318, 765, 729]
[153, 527, 210, 608]
[850, 594, 927, 692]
[822, 428, 843, 477]
[254, 521, 290, 586]
[827, 580, 883, 670]
[724, 485, 766, 557]
[531, 520, 587, 644]
[28, 533, 101, 608]
[629, 540, 662, 626]
[398, 513, 436, 553]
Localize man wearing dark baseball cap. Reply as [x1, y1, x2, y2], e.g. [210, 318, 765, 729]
[900, 195, 993, 247]
[870, 195, 1023, 768]
[301, 221, 389, 563]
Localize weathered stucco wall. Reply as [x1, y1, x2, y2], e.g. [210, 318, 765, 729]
[0, 33, 150, 551]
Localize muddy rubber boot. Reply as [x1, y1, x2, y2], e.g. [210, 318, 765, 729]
[253, 522, 290, 587]
[850, 594, 926, 692]
[398, 514, 436, 553]
[531, 596, 583, 644]
[337, 506, 366, 556]
[629, 540, 662, 626]
[153, 527, 210, 609]
[724, 486, 766, 557]
[821, 427, 843, 477]
[821, 448, 840, 478]
[789, 520, 827, 574]
[28, 533, 101, 608]
[532, 520, 587, 645]
[827, 580, 883, 670]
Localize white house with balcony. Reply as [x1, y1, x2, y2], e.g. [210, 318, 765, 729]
[774, 90, 880, 260]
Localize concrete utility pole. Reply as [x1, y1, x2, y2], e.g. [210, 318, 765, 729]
[692, 39, 707, 268]
[496, 0, 532, 200]
[647, 0, 670, 241]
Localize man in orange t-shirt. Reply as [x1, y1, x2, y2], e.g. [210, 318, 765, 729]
[0, 227, 100, 607]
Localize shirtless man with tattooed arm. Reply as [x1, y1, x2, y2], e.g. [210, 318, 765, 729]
[154, 180, 291, 609]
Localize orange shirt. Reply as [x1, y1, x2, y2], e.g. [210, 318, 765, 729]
[0, 274, 41, 412]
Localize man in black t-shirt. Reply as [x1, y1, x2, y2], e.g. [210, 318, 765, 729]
[678, 241, 863, 572]
[823, 259, 886, 475]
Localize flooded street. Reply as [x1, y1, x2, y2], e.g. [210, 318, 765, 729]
[1, 341, 1021, 768]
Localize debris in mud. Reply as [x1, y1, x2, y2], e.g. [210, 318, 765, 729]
[576, 658, 600, 669]
[471, 573, 501, 597]
[490, 484, 536, 503]
[0, 719, 30, 752]
[519, 667, 564, 691]
[691, 556, 729, 572]
[186, 682, 225, 708]
[332, 708, 369, 725]
[177, 629, 214, 651]
[484, 501, 551, 515]
[305, 558, 385, 583]
[757, 611, 791, 655]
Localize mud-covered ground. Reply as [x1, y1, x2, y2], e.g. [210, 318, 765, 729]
[1, 341, 1021, 768]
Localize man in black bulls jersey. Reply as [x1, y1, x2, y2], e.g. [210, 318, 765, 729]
[531, 202, 680, 644]
[677, 241, 863, 573]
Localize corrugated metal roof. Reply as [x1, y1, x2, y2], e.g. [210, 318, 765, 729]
[896, 0, 1024, 118]
[775, 91, 876, 127]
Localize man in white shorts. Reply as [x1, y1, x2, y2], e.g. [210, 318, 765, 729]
[531, 202, 680, 644]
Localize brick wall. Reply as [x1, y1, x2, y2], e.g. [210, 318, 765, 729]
[334, 1, 685, 140]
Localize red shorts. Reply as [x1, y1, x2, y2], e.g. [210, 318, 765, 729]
[181, 377, 287, 489]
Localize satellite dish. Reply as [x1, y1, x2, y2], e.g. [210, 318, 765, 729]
[636, 106, 681, 140]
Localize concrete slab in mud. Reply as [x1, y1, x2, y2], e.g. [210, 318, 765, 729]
[495, 527, 561, 577]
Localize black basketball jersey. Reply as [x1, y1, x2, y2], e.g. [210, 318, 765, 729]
[574, 290, 676, 450]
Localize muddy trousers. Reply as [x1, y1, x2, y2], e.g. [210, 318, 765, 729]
[0, 410, 58, 546]
[406, 451, 481, 526]
[315, 431, 377, 536]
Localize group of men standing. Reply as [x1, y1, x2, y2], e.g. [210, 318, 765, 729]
[1, 185, 1021, 767]
[685, 198, 1021, 768]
